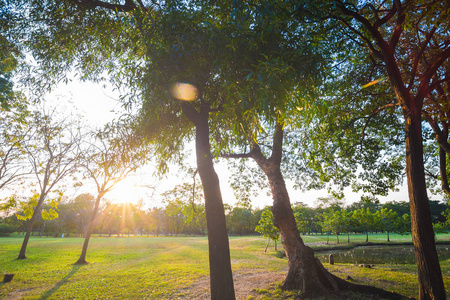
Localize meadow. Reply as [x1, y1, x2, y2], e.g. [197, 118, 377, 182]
[1, 233, 450, 299]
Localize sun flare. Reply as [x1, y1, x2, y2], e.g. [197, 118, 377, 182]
[108, 177, 145, 205]
[171, 82, 198, 101]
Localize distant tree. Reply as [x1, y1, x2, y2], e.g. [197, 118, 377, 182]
[315, 196, 344, 212]
[321, 210, 350, 244]
[75, 120, 146, 264]
[18, 109, 81, 259]
[352, 208, 375, 243]
[339, 210, 353, 243]
[227, 207, 254, 236]
[381, 201, 410, 217]
[434, 209, 450, 234]
[293, 203, 322, 235]
[162, 179, 206, 236]
[375, 208, 399, 242]
[396, 214, 412, 236]
[164, 199, 185, 236]
[255, 207, 279, 252]
[71, 193, 96, 237]
[0, 223, 15, 236]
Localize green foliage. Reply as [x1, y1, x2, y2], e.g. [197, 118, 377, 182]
[16, 192, 62, 221]
[0, 223, 15, 236]
[255, 208, 279, 243]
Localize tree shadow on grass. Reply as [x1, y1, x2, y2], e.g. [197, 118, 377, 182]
[39, 264, 83, 300]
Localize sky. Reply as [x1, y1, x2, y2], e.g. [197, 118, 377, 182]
[45, 79, 419, 209]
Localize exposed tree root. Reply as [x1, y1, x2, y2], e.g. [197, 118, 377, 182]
[281, 245, 407, 299]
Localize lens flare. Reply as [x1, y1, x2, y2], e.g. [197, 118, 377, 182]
[171, 82, 198, 101]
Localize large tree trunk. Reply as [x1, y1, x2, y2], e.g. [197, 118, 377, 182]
[405, 111, 446, 300]
[250, 123, 403, 298]
[75, 193, 103, 265]
[182, 103, 235, 300]
[264, 164, 335, 293]
[17, 194, 46, 259]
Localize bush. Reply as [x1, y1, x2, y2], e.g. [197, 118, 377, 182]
[0, 223, 16, 236]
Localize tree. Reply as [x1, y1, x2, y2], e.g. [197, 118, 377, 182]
[293, 203, 322, 235]
[161, 180, 206, 236]
[293, 1, 449, 297]
[18, 108, 81, 259]
[352, 208, 376, 243]
[227, 206, 254, 235]
[321, 210, 341, 244]
[70, 193, 96, 237]
[75, 119, 146, 264]
[375, 208, 399, 242]
[396, 213, 412, 236]
[255, 207, 279, 252]
[323, 2, 449, 298]
[321, 209, 352, 244]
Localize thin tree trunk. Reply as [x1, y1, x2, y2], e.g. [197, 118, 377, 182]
[18, 195, 46, 259]
[75, 193, 103, 265]
[265, 238, 270, 252]
[405, 111, 445, 300]
[182, 103, 235, 300]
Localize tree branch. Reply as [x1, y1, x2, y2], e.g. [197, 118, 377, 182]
[408, 27, 437, 90]
[71, 0, 137, 12]
[373, 2, 397, 30]
[360, 102, 400, 145]
[423, 111, 450, 155]
[388, 0, 405, 49]
[221, 152, 254, 159]
[181, 102, 201, 127]
[269, 122, 284, 165]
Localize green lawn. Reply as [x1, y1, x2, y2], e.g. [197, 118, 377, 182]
[1, 233, 450, 299]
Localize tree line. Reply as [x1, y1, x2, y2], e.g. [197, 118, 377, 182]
[3, 192, 449, 246]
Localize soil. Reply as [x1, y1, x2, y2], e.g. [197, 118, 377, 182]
[175, 268, 286, 300]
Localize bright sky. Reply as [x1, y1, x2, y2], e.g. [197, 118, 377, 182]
[46, 80, 418, 209]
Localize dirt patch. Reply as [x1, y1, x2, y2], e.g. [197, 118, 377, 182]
[5, 288, 35, 300]
[175, 269, 286, 300]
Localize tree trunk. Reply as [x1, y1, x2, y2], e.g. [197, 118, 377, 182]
[182, 103, 235, 300]
[248, 123, 403, 298]
[260, 164, 403, 298]
[405, 111, 446, 300]
[17, 194, 47, 259]
[75, 193, 103, 265]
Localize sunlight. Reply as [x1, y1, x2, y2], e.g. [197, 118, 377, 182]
[107, 177, 146, 205]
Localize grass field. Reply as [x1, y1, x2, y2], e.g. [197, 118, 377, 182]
[1, 233, 450, 299]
